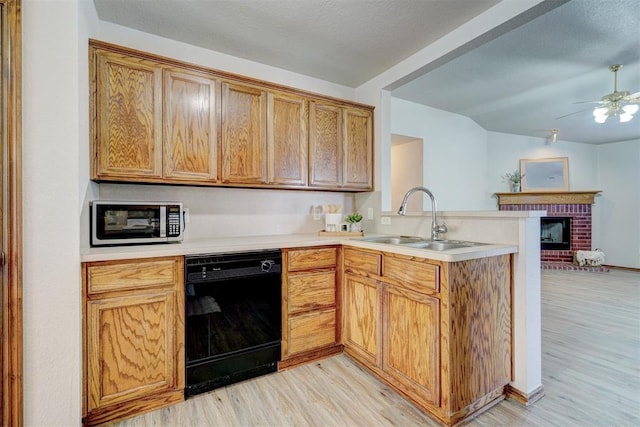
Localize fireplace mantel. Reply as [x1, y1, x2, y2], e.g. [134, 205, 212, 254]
[494, 191, 601, 206]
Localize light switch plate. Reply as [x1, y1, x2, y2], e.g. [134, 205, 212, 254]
[367, 207, 374, 220]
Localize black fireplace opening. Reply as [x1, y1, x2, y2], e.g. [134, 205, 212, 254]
[541, 217, 571, 250]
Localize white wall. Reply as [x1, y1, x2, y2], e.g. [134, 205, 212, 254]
[390, 98, 492, 211]
[595, 140, 640, 268]
[23, 0, 96, 424]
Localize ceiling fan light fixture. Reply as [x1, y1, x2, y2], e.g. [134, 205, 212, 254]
[619, 113, 633, 123]
[622, 104, 639, 115]
[593, 107, 609, 123]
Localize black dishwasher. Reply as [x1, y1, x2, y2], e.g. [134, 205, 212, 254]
[184, 250, 282, 397]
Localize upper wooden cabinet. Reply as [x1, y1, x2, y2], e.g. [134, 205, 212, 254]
[309, 102, 373, 190]
[221, 81, 267, 184]
[93, 50, 163, 180]
[164, 69, 219, 182]
[90, 40, 373, 191]
[267, 91, 308, 187]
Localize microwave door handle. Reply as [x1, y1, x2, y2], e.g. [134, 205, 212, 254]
[160, 206, 167, 237]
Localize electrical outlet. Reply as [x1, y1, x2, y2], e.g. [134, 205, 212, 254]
[367, 207, 374, 220]
[312, 205, 322, 220]
[381, 216, 391, 225]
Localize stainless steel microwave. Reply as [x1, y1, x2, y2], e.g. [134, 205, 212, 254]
[91, 201, 184, 246]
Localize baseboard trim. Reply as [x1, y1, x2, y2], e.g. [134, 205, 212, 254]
[603, 265, 640, 273]
[505, 384, 545, 406]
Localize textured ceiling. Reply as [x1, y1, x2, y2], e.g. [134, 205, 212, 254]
[392, 0, 640, 144]
[93, 0, 499, 87]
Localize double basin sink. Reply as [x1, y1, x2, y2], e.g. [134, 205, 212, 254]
[359, 236, 488, 251]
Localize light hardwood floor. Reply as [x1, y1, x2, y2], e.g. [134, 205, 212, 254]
[110, 268, 640, 427]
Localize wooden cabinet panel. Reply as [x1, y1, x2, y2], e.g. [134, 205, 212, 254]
[343, 108, 373, 189]
[343, 273, 379, 366]
[87, 257, 179, 295]
[267, 91, 308, 186]
[309, 101, 342, 188]
[287, 247, 336, 272]
[287, 308, 337, 355]
[281, 247, 340, 367]
[83, 256, 184, 426]
[164, 69, 218, 181]
[87, 291, 177, 411]
[221, 81, 267, 183]
[383, 254, 439, 293]
[343, 247, 381, 277]
[94, 50, 162, 179]
[384, 284, 440, 407]
[288, 271, 336, 313]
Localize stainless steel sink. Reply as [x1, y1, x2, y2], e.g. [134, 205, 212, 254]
[360, 236, 488, 251]
[360, 236, 424, 245]
[401, 240, 482, 251]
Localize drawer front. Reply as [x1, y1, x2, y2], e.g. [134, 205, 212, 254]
[383, 255, 439, 293]
[287, 247, 337, 272]
[86, 257, 180, 295]
[288, 271, 336, 313]
[344, 247, 381, 276]
[288, 308, 336, 355]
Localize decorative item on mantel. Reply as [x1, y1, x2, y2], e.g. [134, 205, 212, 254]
[502, 170, 524, 192]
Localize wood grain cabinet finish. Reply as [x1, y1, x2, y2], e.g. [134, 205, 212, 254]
[342, 247, 512, 426]
[221, 81, 267, 183]
[309, 101, 342, 188]
[82, 256, 185, 426]
[267, 91, 308, 186]
[163, 69, 219, 182]
[309, 102, 373, 190]
[281, 247, 342, 368]
[93, 50, 163, 180]
[342, 107, 373, 189]
[90, 40, 373, 191]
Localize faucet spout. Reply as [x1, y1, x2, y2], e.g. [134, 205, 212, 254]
[397, 186, 447, 241]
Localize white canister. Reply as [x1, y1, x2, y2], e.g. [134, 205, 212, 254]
[325, 213, 343, 232]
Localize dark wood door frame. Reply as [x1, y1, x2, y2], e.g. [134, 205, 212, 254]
[1, 0, 22, 425]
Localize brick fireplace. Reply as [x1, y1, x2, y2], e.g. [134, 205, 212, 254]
[495, 191, 603, 270]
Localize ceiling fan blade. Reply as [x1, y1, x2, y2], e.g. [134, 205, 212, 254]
[573, 100, 604, 105]
[555, 108, 592, 119]
[622, 91, 640, 102]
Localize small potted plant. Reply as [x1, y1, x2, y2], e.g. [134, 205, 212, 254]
[502, 170, 524, 192]
[345, 212, 364, 233]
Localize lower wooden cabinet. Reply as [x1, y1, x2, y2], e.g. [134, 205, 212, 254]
[280, 247, 342, 368]
[342, 246, 512, 426]
[82, 256, 185, 426]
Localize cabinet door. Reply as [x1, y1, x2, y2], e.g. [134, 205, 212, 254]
[86, 290, 179, 412]
[309, 101, 342, 188]
[343, 107, 373, 190]
[94, 51, 163, 179]
[267, 91, 308, 186]
[343, 273, 380, 367]
[221, 81, 267, 183]
[384, 284, 440, 407]
[164, 69, 218, 181]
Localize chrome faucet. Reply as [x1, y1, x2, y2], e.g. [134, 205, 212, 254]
[397, 186, 448, 241]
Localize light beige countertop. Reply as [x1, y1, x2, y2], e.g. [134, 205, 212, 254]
[81, 233, 518, 263]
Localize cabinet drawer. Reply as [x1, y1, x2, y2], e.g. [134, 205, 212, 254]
[383, 255, 439, 293]
[86, 257, 181, 295]
[287, 247, 337, 271]
[288, 271, 336, 313]
[344, 247, 381, 276]
[287, 308, 336, 355]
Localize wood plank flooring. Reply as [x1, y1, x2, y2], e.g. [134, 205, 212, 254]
[109, 268, 640, 427]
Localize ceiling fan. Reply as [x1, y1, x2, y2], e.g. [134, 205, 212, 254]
[558, 64, 640, 123]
